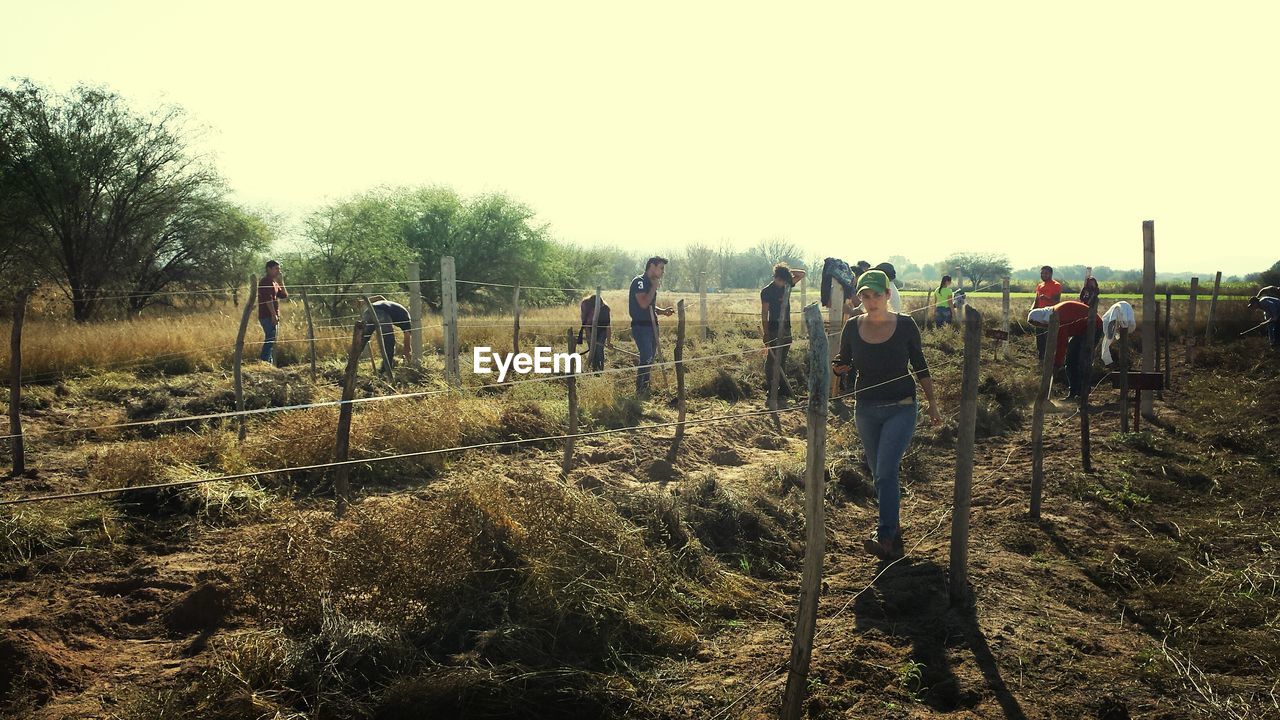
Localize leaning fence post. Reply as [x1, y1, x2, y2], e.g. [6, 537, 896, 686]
[1029, 312, 1060, 520]
[562, 329, 578, 476]
[512, 284, 522, 359]
[828, 282, 844, 398]
[233, 274, 257, 443]
[1140, 221, 1157, 419]
[798, 274, 807, 338]
[1081, 297, 1099, 472]
[334, 321, 365, 518]
[441, 256, 459, 387]
[782, 303, 830, 720]
[1163, 290, 1172, 394]
[363, 296, 393, 379]
[1119, 326, 1130, 434]
[769, 283, 792, 432]
[1185, 277, 1199, 363]
[950, 305, 982, 606]
[408, 261, 424, 365]
[1204, 271, 1221, 346]
[300, 288, 317, 383]
[926, 290, 935, 329]
[9, 287, 32, 476]
[667, 300, 688, 463]
[699, 271, 709, 342]
[1153, 300, 1162, 401]
[1001, 277, 1011, 359]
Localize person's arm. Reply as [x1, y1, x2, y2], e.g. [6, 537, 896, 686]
[635, 277, 658, 309]
[276, 277, 287, 299]
[832, 316, 855, 375]
[920, 377, 941, 425]
[1048, 283, 1061, 305]
[760, 300, 770, 346]
[906, 320, 942, 424]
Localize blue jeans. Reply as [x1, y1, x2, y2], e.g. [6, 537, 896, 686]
[633, 324, 656, 394]
[1065, 334, 1097, 396]
[855, 399, 918, 541]
[934, 307, 951, 327]
[259, 317, 277, 363]
[362, 328, 398, 372]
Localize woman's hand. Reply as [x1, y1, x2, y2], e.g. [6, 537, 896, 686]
[927, 405, 943, 426]
[832, 363, 850, 376]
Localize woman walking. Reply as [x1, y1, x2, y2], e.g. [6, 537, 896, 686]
[833, 270, 942, 561]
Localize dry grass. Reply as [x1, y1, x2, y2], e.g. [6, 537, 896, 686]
[137, 472, 757, 719]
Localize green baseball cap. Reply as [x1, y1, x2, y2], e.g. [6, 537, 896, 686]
[855, 269, 890, 296]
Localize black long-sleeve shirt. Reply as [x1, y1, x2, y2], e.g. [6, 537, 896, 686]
[834, 314, 930, 403]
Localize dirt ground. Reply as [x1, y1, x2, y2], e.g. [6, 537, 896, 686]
[2, 336, 1277, 719]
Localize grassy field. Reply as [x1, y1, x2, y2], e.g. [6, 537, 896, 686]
[1, 287, 1277, 719]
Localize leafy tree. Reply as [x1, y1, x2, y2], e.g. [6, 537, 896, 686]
[942, 252, 1013, 290]
[1245, 260, 1280, 287]
[0, 79, 218, 320]
[121, 196, 273, 313]
[292, 190, 413, 315]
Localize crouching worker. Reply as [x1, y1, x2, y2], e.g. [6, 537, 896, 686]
[1247, 295, 1280, 348]
[578, 292, 611, 372]
[1027, 300, 1103, 400]
[832, 270, 942, 562]
[361, 296, 413, 372]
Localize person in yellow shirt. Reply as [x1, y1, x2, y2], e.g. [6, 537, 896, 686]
[934, 275, 955, 328]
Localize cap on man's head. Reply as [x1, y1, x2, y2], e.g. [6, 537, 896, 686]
[856, 260, 871, 269]
[265, 259, 280, 269]
[856, 269, 890, 296]
[873, 262, 896, 280]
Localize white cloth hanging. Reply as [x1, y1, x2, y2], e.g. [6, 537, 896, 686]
[1100, 301, 1136, 365]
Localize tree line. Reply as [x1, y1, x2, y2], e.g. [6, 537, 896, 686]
[3, 79, 1271, 321]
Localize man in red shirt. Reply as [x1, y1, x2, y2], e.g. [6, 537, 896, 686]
[257, 260, 288, 364]
[1029, 266, 1062, 361]
[1028, 300, 1102, 400]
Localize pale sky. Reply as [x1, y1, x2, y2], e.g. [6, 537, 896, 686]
[4, 1, 1277, 276]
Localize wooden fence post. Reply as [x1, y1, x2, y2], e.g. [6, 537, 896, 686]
[233, 274, 257, 443]
[798, 275, 807, 338]
[699, 272, 709, 342]
[1081, 297, 1099, 472]
[1185, 277, 1199, 363]
[408, 262, 424, 365]
[1119, 326, 1130, 434]
[590, 286, 602, 373]
[363, 296, 394, 378]
[9, 287, 32, 476]
[782, 304, 830, 720]
[950, 305, 982, 606]
[562, 330, 578, 476]
[441, 256, 459, 387]
[768, 284, 791, 415]
[1204, 271, 1221, 346]
[300, 288, 317, 383]
[334, 321, 365, 517]
[512, 285, 522, 358]
[1153, 300, 1162, 401]
[1001, 277, 1011, 359]
[926, 290, 935, 329]
[1029, 313, 1060, 520]
[828, 282, 844, 397]
[1140, 221, 1157, 419]
[1163, 290, 1172, 394]
[667, 300, 688, 463]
